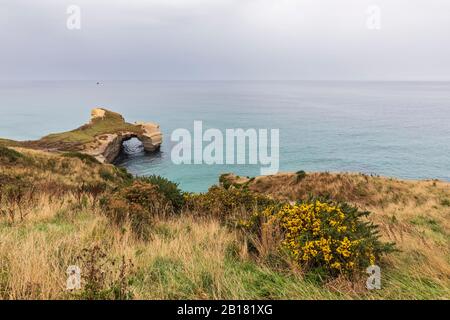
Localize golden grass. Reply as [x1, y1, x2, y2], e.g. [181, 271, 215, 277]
[0, 147, 127, 191]
[0, 192, 236, 299]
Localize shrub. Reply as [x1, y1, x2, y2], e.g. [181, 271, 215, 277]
[139, 175, 184, 211]
[99, 166, 133, 184]
[239, 199, 394, 277]
[71, 245, 134, 300]
[120, 181, 169, 209]
[0, 183, 36, 222]
[185, 186, 276, 221]
[101, 181, 172, 239]
[295, 170, 307, 182]
[219, 173, 253, 190]
[219, 174, 232, 189]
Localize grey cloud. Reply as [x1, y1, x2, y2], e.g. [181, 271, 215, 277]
[0, 0, 449, 80]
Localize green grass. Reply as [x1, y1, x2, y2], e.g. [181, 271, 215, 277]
[410, 216, 444, 234]
[373, 269, 450, 300]
[40, 110, 142, 145]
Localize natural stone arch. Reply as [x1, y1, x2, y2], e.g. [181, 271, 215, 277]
[83, 108, 163, 163]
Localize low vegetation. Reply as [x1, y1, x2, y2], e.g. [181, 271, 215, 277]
[0, 147, 449, 299]
[139, 175, 185, 212]
[101, 180, 172, 240]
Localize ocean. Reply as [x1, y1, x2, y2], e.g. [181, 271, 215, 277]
[0, 80, 449, 192]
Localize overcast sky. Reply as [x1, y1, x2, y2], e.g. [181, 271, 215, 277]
[1, 0, 449, 80]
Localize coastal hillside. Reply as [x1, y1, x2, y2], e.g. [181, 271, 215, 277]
[0, 145, 448, 299]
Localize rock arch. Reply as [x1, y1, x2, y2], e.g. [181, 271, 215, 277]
[83, 108, 163, 163]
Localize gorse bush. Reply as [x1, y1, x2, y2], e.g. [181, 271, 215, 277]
[139, 175, 184, 211]
[240, 199, 395, 277]
[295, 170, 307, 182]
[219, 174, 233, 189]
[101, 181, 172, 239]
[120, 180, 170, 210]
[185, 185, 276, 220]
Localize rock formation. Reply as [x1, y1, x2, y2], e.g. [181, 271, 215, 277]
[82, 108, 162, 163]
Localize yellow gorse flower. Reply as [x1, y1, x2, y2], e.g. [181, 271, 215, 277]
[240, 199, 385, 274]
[246, 200, 379, 273]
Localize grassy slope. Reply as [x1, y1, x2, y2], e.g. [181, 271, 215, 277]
[0, 148, 449, 299]
[0, 138, 21, 148]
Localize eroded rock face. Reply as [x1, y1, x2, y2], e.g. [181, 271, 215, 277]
[136, 121, 163, 152]
[90, 108, 107, 121]
[83, 108, 162, 163]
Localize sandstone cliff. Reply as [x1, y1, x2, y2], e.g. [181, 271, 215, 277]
[82, 108, 163, 163]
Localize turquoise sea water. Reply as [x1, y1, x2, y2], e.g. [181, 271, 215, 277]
[0, 81, 449, 192]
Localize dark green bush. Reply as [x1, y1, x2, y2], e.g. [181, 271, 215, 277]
[101, 181, 172, 239]
[139, 175, 184, 211]
[295, 170, 307, 182]
[219, 174, 232, 189]
[185, 186, 276, 221]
